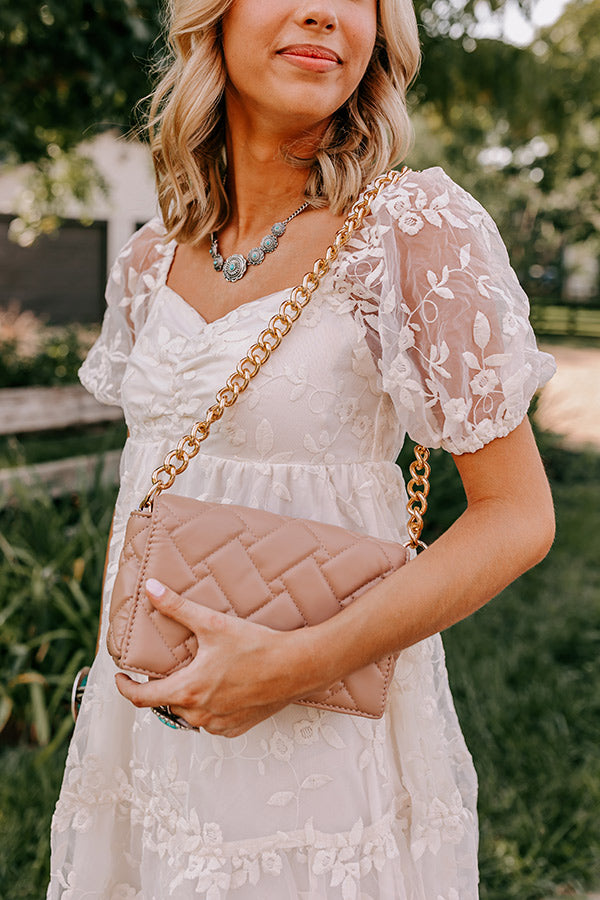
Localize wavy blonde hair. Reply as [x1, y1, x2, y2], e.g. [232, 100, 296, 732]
[149, 0, 420, 244]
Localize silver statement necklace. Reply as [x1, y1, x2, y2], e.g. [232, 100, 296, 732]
[209, 201, 309, 283]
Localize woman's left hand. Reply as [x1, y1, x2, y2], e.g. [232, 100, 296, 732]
[114, 578, 322, 737]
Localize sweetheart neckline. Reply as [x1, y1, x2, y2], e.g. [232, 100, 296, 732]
[158, 281, 293, 328]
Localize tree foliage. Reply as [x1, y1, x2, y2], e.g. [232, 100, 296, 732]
[0, 0, 162, 163]
[409, 0, 600, 299]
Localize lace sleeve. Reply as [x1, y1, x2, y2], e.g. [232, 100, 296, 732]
[78, 218, 168, 407]
[374, 167, 556, 454]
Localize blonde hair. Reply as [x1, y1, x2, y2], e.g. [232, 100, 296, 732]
[149, 0, 420, 245]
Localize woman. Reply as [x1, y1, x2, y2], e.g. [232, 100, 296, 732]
[48, 0, 556, 897]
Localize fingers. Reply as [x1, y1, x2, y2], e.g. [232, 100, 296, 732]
[114, 579, 243, 709]
[145, 578, 231, 634]
[115, 673, 210, 731]
[114, 652, 205, 709]
[116, 579, 285, 735]
[115, 671, 282, 737]
[114, 671, 182, 709]
[114, 666, 240, 719]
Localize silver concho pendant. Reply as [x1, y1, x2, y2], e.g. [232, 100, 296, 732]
[222, 253, 248, 283]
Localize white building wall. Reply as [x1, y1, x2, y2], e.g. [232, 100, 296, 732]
[0, 131, 158, 270]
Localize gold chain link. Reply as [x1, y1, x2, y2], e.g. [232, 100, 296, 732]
[140, 168, 429, 530]
[404, 445, 431, 550]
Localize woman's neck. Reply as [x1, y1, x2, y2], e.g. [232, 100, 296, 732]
[222, 94, 328, 243]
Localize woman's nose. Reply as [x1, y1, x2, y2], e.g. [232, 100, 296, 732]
[297, 4, 338, 32]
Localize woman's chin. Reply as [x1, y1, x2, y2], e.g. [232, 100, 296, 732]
[258, 94, 339, 136]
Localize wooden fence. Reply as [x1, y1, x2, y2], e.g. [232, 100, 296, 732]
[531, 302, 600, 340]
[0, 385, 122, 497]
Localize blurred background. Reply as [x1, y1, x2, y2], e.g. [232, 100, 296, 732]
[0, 1, 598, 898]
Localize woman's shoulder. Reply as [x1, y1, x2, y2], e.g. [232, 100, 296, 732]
[370, 165, 494, 234]
[116, 216, 172, 277]
[372, 166, 489, 221]
[107, 215, 174, 306]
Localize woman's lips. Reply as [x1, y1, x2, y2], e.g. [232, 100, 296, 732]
[277, 45, 341, 73]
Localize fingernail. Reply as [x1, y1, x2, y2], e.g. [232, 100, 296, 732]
[146, 578, 166, 597]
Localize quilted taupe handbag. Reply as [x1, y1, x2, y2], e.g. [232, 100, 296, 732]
[107, 170, 431, 722]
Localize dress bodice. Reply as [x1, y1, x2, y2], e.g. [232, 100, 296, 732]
[81, 166, 555, 468]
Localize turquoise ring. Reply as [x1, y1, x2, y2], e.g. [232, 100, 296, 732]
[151, 705, 200, 732]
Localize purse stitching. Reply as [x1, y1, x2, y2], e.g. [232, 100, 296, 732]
[159, 504, 399, 627]
[148, 504, 272, 621]
[163, 495, 406, 574]
[310, 662, 390, 717]
[161, 496, 406, 593]
[326, 682, 359, 710]
[301, 653, 393, 717]
[132, 498, 403, 690]
[122, 505, 185, 675]
[109, 519, 153, 622]
[125, 500, 269, 666]
[157, 500, 325, 626]
[119, 515, 155, 665]
[297, 683, 365, 715]
[206, 507, 311, 625]
[158, 500, 261, 621]
[121, 509, 161, 666]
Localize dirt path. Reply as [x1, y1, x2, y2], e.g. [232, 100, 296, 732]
[534, 343, 600, 451]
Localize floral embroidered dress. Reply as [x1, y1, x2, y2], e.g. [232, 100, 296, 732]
[47, 167, 555, 900]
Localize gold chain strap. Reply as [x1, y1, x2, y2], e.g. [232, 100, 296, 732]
[140, 167, 429, 549]
[405, 445, 430, 551]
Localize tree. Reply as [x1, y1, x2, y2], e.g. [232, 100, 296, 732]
[0, 0, 161, 163]
[409, 0, 600, 300]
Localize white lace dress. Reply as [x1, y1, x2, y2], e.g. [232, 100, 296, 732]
[47, 167, 555, 900]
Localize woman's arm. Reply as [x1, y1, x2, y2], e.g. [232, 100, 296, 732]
[115, 417, 554, 735]
[305, 415, 554, 678]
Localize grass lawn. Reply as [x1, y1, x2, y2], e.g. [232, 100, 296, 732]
[0, 429, 599, 899]
[0, 745, 68, 899]
[444, 453, 600, 899]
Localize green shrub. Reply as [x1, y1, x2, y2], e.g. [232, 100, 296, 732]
[0, 470, 117, 749]
[0, 744, 67, 898]
[0, 328, 92, 388]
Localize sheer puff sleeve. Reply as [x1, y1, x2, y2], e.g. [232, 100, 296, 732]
[78, 217, 170, 407]
[373, 167, 556, 454]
